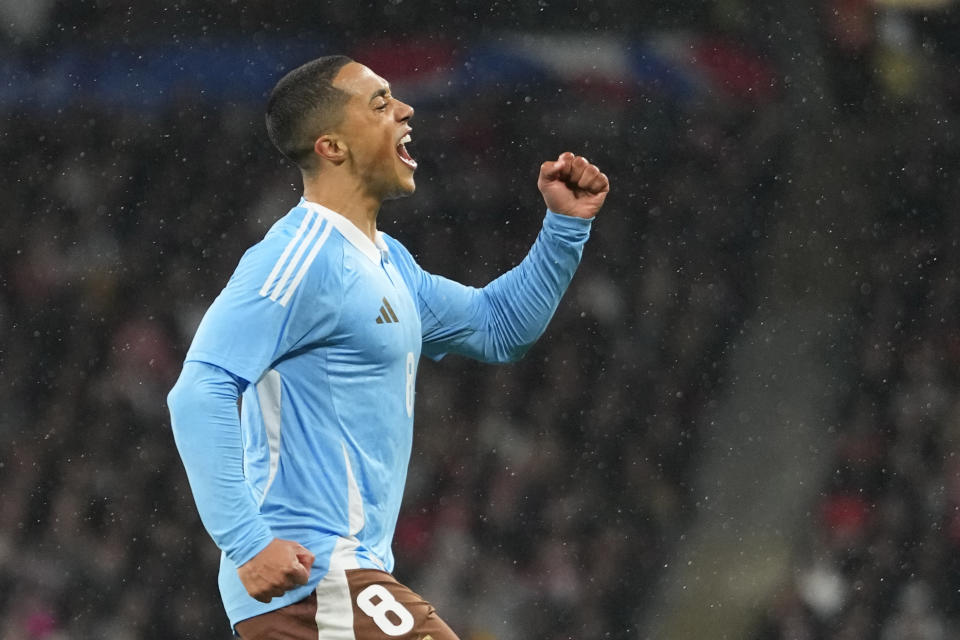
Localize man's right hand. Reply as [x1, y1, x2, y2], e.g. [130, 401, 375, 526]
[237, 538, 315, 603]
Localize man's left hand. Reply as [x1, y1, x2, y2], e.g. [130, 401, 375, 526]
[537, 152, 610, 219]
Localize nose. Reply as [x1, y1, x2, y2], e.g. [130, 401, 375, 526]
[396, 99, 414, 123]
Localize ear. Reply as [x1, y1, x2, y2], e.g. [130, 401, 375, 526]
[314, 135, 347, 164]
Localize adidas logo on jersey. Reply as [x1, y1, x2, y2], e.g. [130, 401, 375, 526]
[375, 297, 399, 324]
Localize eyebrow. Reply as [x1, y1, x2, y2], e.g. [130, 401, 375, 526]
[368, 86, 391, 103]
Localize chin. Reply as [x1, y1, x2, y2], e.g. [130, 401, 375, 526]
[384, 178, 416, 201]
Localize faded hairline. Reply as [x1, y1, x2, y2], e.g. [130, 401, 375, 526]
[265, 55, 354, 172]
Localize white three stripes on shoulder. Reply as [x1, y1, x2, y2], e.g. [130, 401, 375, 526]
[259, 209, 315, 298]
[262, 211, 324, 303]
[259, 210, 334, 307]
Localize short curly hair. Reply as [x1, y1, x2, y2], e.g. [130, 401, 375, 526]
[265, 55, 353, 171]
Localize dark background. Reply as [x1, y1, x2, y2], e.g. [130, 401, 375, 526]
[2, 1, 959, 638]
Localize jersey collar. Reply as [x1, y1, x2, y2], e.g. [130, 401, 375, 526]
[300, 198, 388, 264]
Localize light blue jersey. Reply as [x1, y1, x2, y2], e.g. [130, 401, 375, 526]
[168, 198, 592, 627]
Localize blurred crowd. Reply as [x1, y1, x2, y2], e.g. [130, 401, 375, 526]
[2, 1, 960, 639]
[754, 112, 960, 638]
[754, 143, 960, 638]
[748, 4, 960, 640]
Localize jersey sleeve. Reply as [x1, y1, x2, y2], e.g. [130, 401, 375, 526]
[170, 222, 343, 564]
[392, 210, 593, 362]
[185, 229, 343, 383]
[168, 361, 273, 566]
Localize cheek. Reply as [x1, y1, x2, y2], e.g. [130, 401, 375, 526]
[354, 127, 396, 170]
[358, 142, 388, 170]
[360, 137, 388, 161]
[382, 136, 397, 161]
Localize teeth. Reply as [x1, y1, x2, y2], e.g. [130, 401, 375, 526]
[399, 134, 411, 144]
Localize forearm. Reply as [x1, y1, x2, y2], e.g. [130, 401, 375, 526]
[167, 361, 274, 566]
[477, 210, 593, 360]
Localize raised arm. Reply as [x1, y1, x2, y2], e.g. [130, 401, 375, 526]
[404, 153, 609, 362]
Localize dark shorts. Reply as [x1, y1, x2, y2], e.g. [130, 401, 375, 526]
[235, 569, 459, 640]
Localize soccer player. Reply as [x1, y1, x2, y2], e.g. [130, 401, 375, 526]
[167, 55, 609, 639]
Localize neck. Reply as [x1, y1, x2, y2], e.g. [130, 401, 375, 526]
[302, 170, 381, 242]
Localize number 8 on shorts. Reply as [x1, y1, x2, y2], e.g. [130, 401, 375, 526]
[356, 584, 415, 637]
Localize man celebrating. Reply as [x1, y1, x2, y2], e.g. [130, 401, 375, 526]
[167, 55, 609, 639]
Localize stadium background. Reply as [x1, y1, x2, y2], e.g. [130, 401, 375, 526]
[2, 0, 959, 638]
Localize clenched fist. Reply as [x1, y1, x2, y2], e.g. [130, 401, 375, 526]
[537, 152, 610, 220]
[238, 538, 315, 603]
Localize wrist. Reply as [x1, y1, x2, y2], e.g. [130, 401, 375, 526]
[546, 208, 595, 225]
[543, 209, 594, 243]
[228, 528, 275, 567]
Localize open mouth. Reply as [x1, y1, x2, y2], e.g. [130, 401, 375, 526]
[396, 133, 417, 169]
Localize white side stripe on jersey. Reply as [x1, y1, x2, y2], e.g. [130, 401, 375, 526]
[256, 369, 283, 506]
[341, 441, 366, 536]
[278, 221, 334, 307]
[258, 208, 316, 298]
